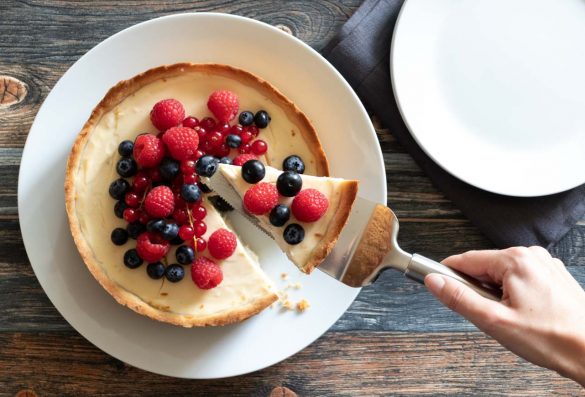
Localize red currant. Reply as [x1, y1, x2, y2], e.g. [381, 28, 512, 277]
[193, 150, 204, 160]
[215, 143, 230, 157]
[148, 168, 162, 182]
[200, 117, 216, 131]
[230, 124, 244, 135]
[123, 208, 140, 223]
[194, 126, 207, 142]
[216, 121, 231, 134]
[125, 192, 140, 208]
[239, 143, 252, 154]
[182, 116, 199, 129]
[201, 139, 215, 153]
[139, 212, 150, 224]
[251, 140, 268, 155]
[178, 225, 195, 240]
[180, 160, 196, 175]
[132, 173, 150, 193]
[174, 194, 187, 207]
[172, 208, 189, 225]
[194, 221, 207, 237]
[206, 131, 223, 149]
[193, 205, 207, 221]
[183, 173, 198, 184]
[246, 125, 260, 137]
[240, 131, 253, 144]
[196, 237, 207, 252]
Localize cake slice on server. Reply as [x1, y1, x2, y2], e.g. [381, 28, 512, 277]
[202, 160, 358, 274]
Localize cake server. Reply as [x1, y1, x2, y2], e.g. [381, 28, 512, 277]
[204, 173, 501, 301]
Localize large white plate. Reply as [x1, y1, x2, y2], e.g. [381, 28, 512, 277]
[18, 13, 385, 378]
[391, 0, 585, 197]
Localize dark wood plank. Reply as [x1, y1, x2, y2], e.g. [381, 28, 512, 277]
[0, 331, 580, 396]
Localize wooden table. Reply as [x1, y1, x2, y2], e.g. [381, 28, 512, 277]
[2, 1, 584, 395]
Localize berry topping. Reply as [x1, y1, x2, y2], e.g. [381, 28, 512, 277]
[150, 99, 185, 131]
[215, 143, 231, 158]
[251, 139, 268, 155]
[232, 154, 257, 166]
[136, 232, 170, 262]
[207, 90, 239, 122]
[161, 222, 180, 241]
[123, 208, 140, 223]
[196, 237, 207, 252]
[178, 225, 195, 241]
[172, 208, 189, 225]
[291, 188, 329, 222]
[226, 134, 242, 148]
[283, 223, 305, 245]
[230, 124, 244, 135]
[193, 221, 207, 237]
[132, 172, 150, 193]
[238, 111, 254, 126]
[127, 221, 146, 239]
[241, 160, 265, 184]
[114, 200, 127, 219]
[125, 192, 140, 208]
[116, 157, 137, 178]
[238, 143, 252, 154]
[124, 249, 143, 269]
[165, 264, 185, 283]
[182, 116, 199, 129]
[246, 125, 260, 137]
[162, 126, 200, 161]
[118, 140, 134, 157]
[146, 218, 165, 233]
[111, 228, 129, 245]
[206, 131, 223, 150]
[144, 185, 174, 218]
[180, 184, 201, 203]
[269, 204, 291, 227]
[133, 134, 165, 168]
[180, 159, 196, 175]
[175, 245, 194, 265]
[254, 110, 271, 128]
[243, 182, 279, 215]
[200, 117, 216, 131]
[109, 178, 130, 200]
[192, 204, 207, 220]
[283, 155, 305, 174]
[219, 156, 232, 165]
[191, 257, 223, 289]
[276, 171, 302, 197]
[216, 121, 231, 134]
[170, 236, 184, 246]
[159, 158, 180, 181]
[208, 228, 237, 260]
[146, 262, 165, 279]
[195, 155, 219, 177]
[208, 195, 233, 212]
[240, 130, 253, 144]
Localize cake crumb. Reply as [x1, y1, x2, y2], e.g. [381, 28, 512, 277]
[281, 300, 293, 310]
[280, 272, 288, 280]
[296, 299, 310, 312]
[293, 282, 302, 289]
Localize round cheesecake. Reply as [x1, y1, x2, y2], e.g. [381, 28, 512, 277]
[65, 63, 330, 327]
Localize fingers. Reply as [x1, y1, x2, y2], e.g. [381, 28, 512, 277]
[442, 250, 511, 283]
[425, 273, 507, 331]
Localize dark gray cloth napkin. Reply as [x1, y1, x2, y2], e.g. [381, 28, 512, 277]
[322, 0, 585, 249]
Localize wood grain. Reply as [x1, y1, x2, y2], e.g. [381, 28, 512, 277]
[0, 331, 580, 396]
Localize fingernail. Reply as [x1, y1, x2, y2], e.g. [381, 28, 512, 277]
[425, 273, 445, 295]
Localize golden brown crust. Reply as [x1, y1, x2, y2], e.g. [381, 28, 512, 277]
[300, 180, 359, 274]
[66, 63, 337, 326]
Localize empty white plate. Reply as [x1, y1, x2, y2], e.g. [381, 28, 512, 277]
[391, 0, 585, 197]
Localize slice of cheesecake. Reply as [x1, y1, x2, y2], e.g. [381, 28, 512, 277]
[213, 163, 358, 274]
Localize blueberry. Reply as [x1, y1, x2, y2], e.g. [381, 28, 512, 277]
[127, 221, 145, 240]
[219, 156, 232, 165]
[146, 218, 165, 233]
[269, 204, 291, 227]
[165, 264, 185, 282]
[283, 155, 305, 174]
[176, 245, 195, 265]
[146, 262, 165, 279]
[170, 236, 184, 245]
[111, 228, 129, 245]
[161, 223, 179, 241]
[195, 155, 219, 177]
[109, 178, 130, 200]
[254, 110, 271, 128]
[276, 171, 302, 197]
[241, 160, 265, 184]
[118, 140, 134, 157]
[283, 223, 305, 245]
[123, 249, 143, 269]
[239, 111, 254, 126]
[208, 195, 233, 212]
[226, 134, 242, 148]
[181, 184, 201, 203]
[159, 158, 180, 180]
[114, 200, 127, 218]
[116, 157, 137, 178]
[198, 182, 213, 193]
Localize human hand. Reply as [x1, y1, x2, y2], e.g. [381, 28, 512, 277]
[424, 247, 585, 386]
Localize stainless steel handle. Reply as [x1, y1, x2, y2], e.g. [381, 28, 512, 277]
[405, 253, 502, 301]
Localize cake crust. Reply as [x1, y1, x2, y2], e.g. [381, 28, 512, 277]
[65, 63, 332, 327]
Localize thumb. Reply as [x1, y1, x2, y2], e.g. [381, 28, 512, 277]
[425, 273, 498, 326]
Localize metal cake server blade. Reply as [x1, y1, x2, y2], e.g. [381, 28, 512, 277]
[204, 172, 501, 301]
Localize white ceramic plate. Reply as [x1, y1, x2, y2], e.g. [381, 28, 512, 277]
[18, 13, 385, 378]
[391, 0, 585, 197]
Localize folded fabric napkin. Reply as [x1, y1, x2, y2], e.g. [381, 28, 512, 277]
[322, 0, 585, 249]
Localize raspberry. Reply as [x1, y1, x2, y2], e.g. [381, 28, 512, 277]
[150, 99, 185, 131]
[207, 228, 237, 260]
[133, 134, 165, 168]
[207, 90, 239, 122]
[144, 185, 175, 218]
[191, 257, 223, 289]
[162, 126, 200, 161]
[136, 232, 170, 262]
[232, 154, 257, 166]
[291, 188, 329, 222]
[243, 182, 278, 215]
